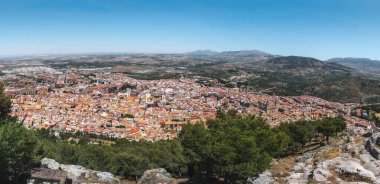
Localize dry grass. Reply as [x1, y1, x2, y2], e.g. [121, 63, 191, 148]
[338, 173, 373, 183]
[327, 175, 338, 183]
[313, 156, 321, 166]
[308, 178, 318, 184]
[268, 155, 297, 184]
[328, 166, 340, 184]
[327, 164, 373, 183]
[120, 180, 137, 184]
[269, 156, 297, 175]
[325, 148, 340, 159]
[353, 135, 363, 144]
[276, 177, 288, 184]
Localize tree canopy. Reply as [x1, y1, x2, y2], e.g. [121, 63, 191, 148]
[0, 119, 39, 183]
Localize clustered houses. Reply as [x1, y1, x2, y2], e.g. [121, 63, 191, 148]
[1, 67, 375, 141]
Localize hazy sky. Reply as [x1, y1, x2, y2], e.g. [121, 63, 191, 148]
[1, 0, 380, 60]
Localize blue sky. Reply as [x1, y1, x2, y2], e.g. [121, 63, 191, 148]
[1, 0, 380, 60]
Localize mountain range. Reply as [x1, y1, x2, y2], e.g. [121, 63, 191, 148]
[4, 49, 380, 103]
[326, 57, 380, 80]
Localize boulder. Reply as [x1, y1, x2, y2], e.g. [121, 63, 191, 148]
[40, 158, 119, 184]
[41, 158, 60, 170]
[287, 172, 308, 184]
[58, 164, 89, 182]
[372, 132, 380, 146]
[97, 172, 116, 182]
[294, 162, 306, 173]
[247, 172, 274, 184]
[313, 163, 332, 182]
[365, 140, 380, 159]
[334, 159, 376, 181]
[137, 168, 174, 184]
[359, 153, 380, 176]
[313, 157, 377, 183]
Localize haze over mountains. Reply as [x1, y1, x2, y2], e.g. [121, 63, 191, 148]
[188, 49, 273, 57]
[326, 57, 380, 79]
[2, 49, 380, 103]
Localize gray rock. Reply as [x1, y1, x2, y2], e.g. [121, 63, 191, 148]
[313, 162, 332, 182]
[97, 172, 116, 182]
[335, 159, 376, 181]
[41, 158, 60, 170]
[313, 157, 377, 183]
[58, 164, 89, 183]
[287, 172, 308, 184]
[359, 153, 380, 176]
[40, 158, 119, 184]
[294, 162, 306, 173]
[372, 132, 380, 146]
[366, 140, 380, 159]
[248, 172, 274, 184]
[138, 168, 174, 184]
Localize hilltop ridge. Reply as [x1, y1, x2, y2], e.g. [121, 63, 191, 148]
[2, 50, 380, 103]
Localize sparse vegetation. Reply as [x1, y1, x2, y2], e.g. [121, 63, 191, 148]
[120, 113, 134, 118]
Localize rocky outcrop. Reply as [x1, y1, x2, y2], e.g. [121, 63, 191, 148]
[252, 128, 380, 184]
[41, 158, 120, 184]
[365, 132, 380, 159]
[56, 164, 90, 181]
[41, 158, 60, 170]
[313, 157, 379, 183]
[373, 132, 380, 146]
[247, 172, 274, 184]
[287, 162, 311, 183]
[366, 140, 380, 159]
[137, 168, 175, 184]
[97, 172, 117, 182]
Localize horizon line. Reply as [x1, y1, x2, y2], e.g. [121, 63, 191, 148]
[0, 50, 378, 61]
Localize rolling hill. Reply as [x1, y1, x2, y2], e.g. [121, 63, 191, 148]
[327, 57, 380, 80]
[9, 50, 380, 103]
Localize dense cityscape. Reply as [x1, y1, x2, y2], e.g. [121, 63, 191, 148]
[0, 65, 376, 142]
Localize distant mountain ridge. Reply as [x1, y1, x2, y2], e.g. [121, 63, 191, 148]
[327, 57, 380, 63]
[219, 49, 272, 57]
[187, 49, 276, 63]
[326, 57, 380, 80]
[243, 56, 352, 74]
[7, 49, 380, 103]
[188, 49, 273, 57]
[265, 56, 325, 68]
[187, 49, 219, 56]
[211, 55, 380, 103]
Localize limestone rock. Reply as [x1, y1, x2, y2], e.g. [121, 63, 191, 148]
[41, 158, 60, 170]
[137, 168, 174, 184]
[58, 164, 89, 182]
[372, 132, 380, 146]
[313, 157, 377, 183]
[248, 172, 274, 184]
[313, 164, 332, 182]
[40, 158, 119, 184]
[97, 172, 116, 182]
[293, 162, 306, 173]
[335, 159, 376, 181]
[359, 152, 380, 176]
[366, 139, 380, 159]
